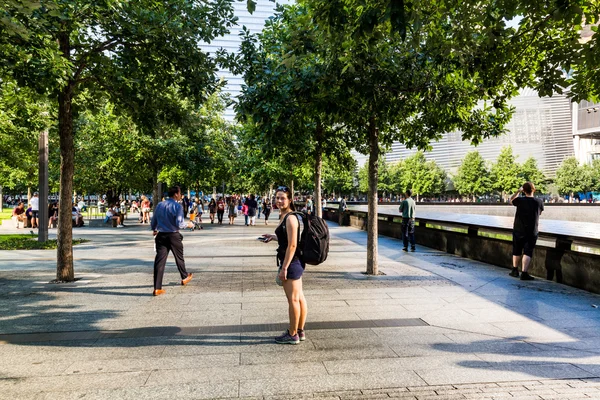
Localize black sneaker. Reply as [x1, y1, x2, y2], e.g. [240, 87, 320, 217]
[520, 272, 534, 281]
[410, 247, 416, 252]
[402, 248, 408, 252]
[509, 268, 519, 278]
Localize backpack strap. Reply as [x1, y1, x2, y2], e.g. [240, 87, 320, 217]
[282, 211, 303, 255]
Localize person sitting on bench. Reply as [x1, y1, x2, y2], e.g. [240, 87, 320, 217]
[12, 202, 26, 228]
[105, 204, 124, 228]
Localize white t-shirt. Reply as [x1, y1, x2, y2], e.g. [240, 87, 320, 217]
[30, 196, 39, 211]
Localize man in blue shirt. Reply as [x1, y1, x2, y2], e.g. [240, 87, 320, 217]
[151, 186, 194, 296]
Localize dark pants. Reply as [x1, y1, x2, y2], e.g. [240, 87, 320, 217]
[217, 211, 224, 224]
[401, 218, 416, 249]
[153, 232, 189, 290]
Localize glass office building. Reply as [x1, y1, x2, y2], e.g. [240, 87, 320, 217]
[353, 89, 576, 177]
[201, 0, 291, 121]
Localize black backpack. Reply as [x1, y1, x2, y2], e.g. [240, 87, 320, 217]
[283, 211, 330, 265]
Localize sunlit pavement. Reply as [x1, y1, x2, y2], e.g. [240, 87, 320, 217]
[1, 214, 600, 399]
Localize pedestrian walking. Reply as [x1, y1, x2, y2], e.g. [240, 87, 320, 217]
[208, 198, 217, 224]
[141, 196, 151, 224]
[338, 196, 347, 225]
[189, 198, 203, 230]
[216, 196, 225, 225]
[242, 201, 249, 226]
[247, 194, 258, 226]
[509, 182, 544, 281]
[182, 195, 190, 218]
[150, 186, 194, 296]
[228, 197, 237, 225]
[30, 192, 39, 228]
[257, 197, 262, 218]
[263, 197, 272, 225]
[306, 195, 313, 215]
[261, 185, 307, 345]
[399, 189, 416, 252]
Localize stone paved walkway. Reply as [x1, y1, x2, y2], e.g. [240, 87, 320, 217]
[1, 214, 600, 399]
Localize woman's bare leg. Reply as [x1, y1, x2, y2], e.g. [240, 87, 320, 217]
[283, 279, 302, 336]
[298, 278, 307, 330]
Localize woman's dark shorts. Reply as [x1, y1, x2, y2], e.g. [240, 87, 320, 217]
[278, 257, 305, 280]
[512, 233, 538, 257]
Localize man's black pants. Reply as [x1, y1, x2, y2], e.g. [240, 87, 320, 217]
[154, 232, 189, 290]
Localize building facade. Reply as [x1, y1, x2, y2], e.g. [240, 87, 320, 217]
[353, 89, 576, 177]
[573, 100, 600, 164]
[201, 0, 291, 121]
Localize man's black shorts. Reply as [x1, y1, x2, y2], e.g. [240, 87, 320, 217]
[512, 233, 538, 257]
[31, 210, 39, 219]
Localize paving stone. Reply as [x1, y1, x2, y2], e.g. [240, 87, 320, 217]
[2, 220, 600, 399]
[34, 380, 239, 399]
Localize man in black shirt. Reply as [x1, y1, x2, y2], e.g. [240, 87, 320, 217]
[509, 181, 544, 280]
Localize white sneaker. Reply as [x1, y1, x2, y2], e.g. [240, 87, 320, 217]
[117, 224, 124, 228]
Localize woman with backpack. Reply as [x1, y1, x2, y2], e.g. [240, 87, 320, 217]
[261, 185, 307, 345]
[208, 198, 217, 224]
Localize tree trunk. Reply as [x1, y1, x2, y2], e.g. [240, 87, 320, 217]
[152, 173, 160, 209]
[366, 116, 379, 275]
[314, 122, 324, 218]
[56, 78, 75, 281]
[0, 186, 3, 213]
[290, 179, 294, 199]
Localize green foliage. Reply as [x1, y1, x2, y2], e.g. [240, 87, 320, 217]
[591, 159, 600, 192]
[358, 156, 394, 194]
[322, 156, 356, 195]
[236, 3, 354, 194]
[555, 157, 591, 196]
[453, 151, 492, 198]
[519, 157, 547, 194]
[390, 152, 447, 198]
[0, 234, 88, 250]
[0, 80, 52, 190]
[490, 146, 522, 196]
[72, 100, 150, 195]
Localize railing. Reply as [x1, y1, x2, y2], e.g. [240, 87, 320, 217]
[323, 206, 600, 295]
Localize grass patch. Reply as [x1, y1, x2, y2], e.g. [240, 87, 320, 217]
[0, 234, 89, 250]
[0, 210, 12, 221]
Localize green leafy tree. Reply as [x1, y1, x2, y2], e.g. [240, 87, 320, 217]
[0, 0, 238, 281]
[392, 152, 446, 201]
[590, 159, 600, 193]
[358, 156, 394, 196]
[322, 155, 356, 198]
[236, 3, 357, 217]
[454, 151, 492, 201]
[555, 157, 591, 201]
[0, 81, 52, 194]
[519, 157, 547, 194]
[491, 146, 522, 201]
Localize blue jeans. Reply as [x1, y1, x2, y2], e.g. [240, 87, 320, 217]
[401, 218, 415, 249]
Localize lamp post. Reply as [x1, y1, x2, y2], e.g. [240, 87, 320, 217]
[38, 126, 49, 242]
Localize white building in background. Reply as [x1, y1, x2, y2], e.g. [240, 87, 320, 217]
[573, 100, 600, 164]
[354, 89, 589, 178]
[201, 0, 291, 121]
